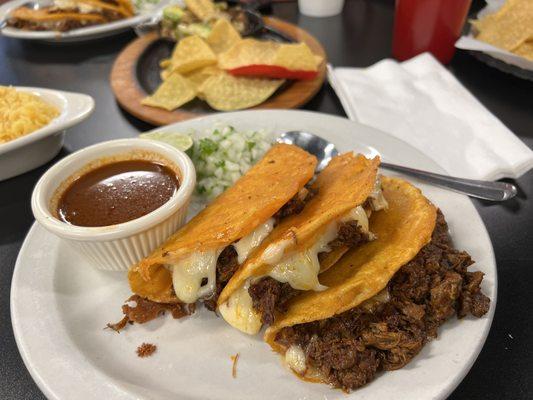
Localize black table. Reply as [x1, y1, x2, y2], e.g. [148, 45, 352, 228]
[1, 0, 532, 399]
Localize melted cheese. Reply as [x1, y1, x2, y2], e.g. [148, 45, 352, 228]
[285, 345, 307, 374]
[369, 176, 388, 211]
[218, 282, 263, 334]
[171, 249, 221, 303]
[234, 218, 275, 264]
[221, 206, 372, 334]
[54, 0, 100, 13]
[267, 206, 369, 291]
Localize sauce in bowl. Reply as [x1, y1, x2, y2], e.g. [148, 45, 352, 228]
[57, 160, 180, 227]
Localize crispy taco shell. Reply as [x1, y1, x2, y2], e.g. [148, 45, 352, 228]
[128, 144, 317, 303]
[9, 8, 108, 22]
[218, 153, 380, 307]
[264, 176, 437, 354]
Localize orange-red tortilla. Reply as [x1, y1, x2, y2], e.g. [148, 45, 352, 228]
[218, 153, 380, 307]
[264, 176, 437, 358]
[128, 144, 317, 303]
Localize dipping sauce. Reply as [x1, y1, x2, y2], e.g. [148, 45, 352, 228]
[57, 160, 179, 227]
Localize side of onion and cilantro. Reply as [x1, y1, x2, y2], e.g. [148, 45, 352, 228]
[140, 126, 272, 201]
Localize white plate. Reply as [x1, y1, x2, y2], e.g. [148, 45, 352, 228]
[11, 110, 496, 400]
[0, 86, 94, 181]
[0, 0, 168, 42]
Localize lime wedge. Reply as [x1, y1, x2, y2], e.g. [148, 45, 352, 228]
[139, 131, 194, 152]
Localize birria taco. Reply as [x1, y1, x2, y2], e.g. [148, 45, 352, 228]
[117, 144, 317, 327]
[264, 177, 491, 391]
[217, 153, 389, 334]
[8, 0, 134, 32]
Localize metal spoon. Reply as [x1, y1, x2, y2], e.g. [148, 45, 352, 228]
[278, 130, 517, 201]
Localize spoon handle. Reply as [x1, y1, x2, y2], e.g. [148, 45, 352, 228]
[380, 162, 517, 201]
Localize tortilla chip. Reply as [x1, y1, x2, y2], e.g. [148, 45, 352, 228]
[218, 153, 380, 307]
[184, 65, 221, 90]
[514, 39, 533, 61]
[129, 144, 317, 303]
[170, 35, 217, 74]
[473, 0, 533, 52]
[184, 0, 216, 21]
[206, 18, 242, 54]
[274, 42, 323, 71]
[199, 72, 284, 111]
[160, 58, 171, 69]
[218, 39, 281, 69]
[141, 72, 196, 111]
[160, 67, 172, 81]
[218, 39, 320, 72]
[265, 176, 437, 353]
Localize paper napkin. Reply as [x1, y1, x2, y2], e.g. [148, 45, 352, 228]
[328, 53, 533, 180]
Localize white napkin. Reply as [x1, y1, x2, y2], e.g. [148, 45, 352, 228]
[328, 53, 533, 180]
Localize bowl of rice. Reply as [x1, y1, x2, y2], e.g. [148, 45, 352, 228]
[0, 86, 94, 181]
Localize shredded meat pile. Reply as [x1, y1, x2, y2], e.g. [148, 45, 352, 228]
[274, 211, 490, 391]
[106, 295, 195, 332]
[249, 222, 370, 325]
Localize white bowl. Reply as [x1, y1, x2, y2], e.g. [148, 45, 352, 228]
[0, 87, 94, 181]
[31, 138, 196, 271]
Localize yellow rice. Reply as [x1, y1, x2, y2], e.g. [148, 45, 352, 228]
[0, 86, 60, 144]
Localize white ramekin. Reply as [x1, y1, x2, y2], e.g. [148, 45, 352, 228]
[31, 138, 196, 271]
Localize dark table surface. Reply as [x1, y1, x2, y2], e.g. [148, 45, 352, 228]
[1, 0, 532, 399]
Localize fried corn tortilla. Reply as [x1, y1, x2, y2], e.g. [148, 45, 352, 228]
[264, 176, 437, 353]
[128, 144, 317, 304]
[141, 72, 196, 111]
[217, 154, 381, 334]
[170, 35, 217, 74]
[472, 0, 533, 57]
[206, 18, 242, 54]
[199, 72, 284, 111]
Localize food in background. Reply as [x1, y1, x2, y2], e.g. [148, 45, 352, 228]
[7, 0, 135, 32]
[218, 39, 323, 80]
[159, 0, 249, 41]
[0, 86, 60, 144]
[472, 0, 533, 61]
[199, 72, 284, 111]
[143, 20, 322, 112]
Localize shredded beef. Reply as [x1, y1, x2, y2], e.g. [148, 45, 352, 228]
[274, 186, 317, 221]
[106, 294, 195, 331]
[204, 188, 316, 311]
[248, 278, 301, 325]
[274, 210, 490, 391]
[204, 246, 239, 311]
[327, 221, 370, 250]
[249, 221, 369, 326]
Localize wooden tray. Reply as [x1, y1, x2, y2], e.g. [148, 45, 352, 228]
[110, 17, 327, 126]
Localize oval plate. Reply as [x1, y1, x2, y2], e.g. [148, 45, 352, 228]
[110, 18, 327, 126]
[12, 110, 496, 400]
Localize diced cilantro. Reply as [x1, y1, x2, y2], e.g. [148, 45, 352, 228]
[199, 138, 218, 155]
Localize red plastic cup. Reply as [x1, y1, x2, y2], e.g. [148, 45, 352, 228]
[392, 0, 472, 64]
